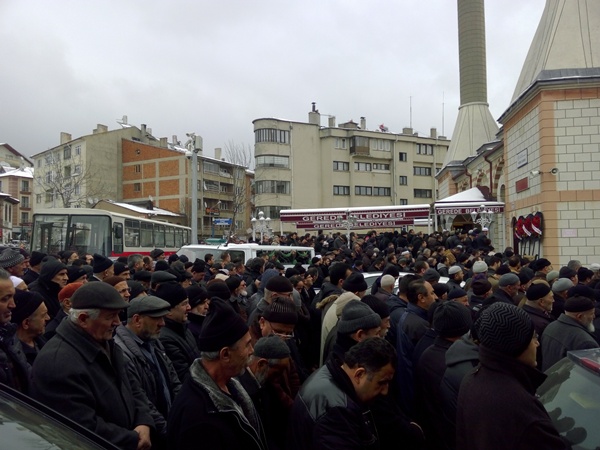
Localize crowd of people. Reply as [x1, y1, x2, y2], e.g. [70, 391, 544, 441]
[0, 227, 595, 449]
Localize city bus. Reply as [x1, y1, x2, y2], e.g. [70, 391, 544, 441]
[31, 208, 191, 258]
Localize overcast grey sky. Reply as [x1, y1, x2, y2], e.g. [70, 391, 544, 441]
[1, 0, 545, 159]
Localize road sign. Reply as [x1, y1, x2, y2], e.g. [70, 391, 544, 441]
[213, 218, 232, 226]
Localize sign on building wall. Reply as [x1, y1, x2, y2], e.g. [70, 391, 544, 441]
[517, 148, 528, 168]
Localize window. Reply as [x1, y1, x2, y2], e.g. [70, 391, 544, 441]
[21, 180, 29, 191]
[256, 155, 290, 168]
[204, 180, 219, 192]
[254, 129, 290, 144]
[45, 190, 54, 203]
[354, 162, 372, 171]
[355, 186, 372, 196]
[0, 181, 2, 191]
[333, 161, 349, 171]
[417, 144, 434, 155]
[36, 194, 41, 204]
[21, 197, 29, 208]
[335, 138, 347, 149]
[37, 159, 41, 168]
[414, 166, 432, 176]
[399, 176, 408, 185]
[370, 139, 391, 151]
[20, 212, 29, 224]
[414, 189, 432, 198]
[73, 165, 81, 175]
[64, 166, 71, 178]
[399, 198, 408, 205]
[134, 183, 141, 192]
[63, 146, 71, 160]
[204, 162, 220, 174]
[75, 145, 81, 156]
[134, 164, 141, 173]
[255, 180, 290, 194]
[261, 206, 284, 219]
[373, 187, 391, 196]
[75, 185, 80, 195]
[45, 171, 53, 183]
[333, 185, 350, 196]
[373, 163, 390, 171]
[399, 152, 407, 162]
[45, 155, 53, 166]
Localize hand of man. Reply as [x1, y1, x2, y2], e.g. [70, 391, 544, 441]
[134, 425, 152, 450]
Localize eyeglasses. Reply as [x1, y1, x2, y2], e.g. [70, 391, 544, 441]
[271, 330, 294, 340]
[118, 288, 131, 294]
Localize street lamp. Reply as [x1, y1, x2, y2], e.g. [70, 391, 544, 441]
[251, 210, 271, 243]
[186, 133, 202, 244]
[335, 210, 358, 242]
[470, 204, 494, 229]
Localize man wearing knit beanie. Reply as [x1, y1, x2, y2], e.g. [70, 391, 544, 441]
[415, 301, 472, 449]
[168, 299, 267, 450]
[541, 295, 599, 371]
[522, 282, 555, 368]
[456, 303, 564, 449]
[90, 253, 114, 282]
[361, 295, 391, 338]
[23, 250, 47, 285]
[27, 258, 68, 320]
[157, 282, 200, 382]
[0, 248, 26, 277]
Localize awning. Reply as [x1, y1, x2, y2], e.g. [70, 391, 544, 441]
[433, 186, 504, 215]
[279, 204, 431, 229]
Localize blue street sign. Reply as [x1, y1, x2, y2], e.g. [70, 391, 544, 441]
[213, 218, 232, 226]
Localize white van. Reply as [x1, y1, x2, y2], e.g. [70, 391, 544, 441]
[177, 243, 315, 268]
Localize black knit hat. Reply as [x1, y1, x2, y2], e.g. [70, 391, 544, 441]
[471, 279, 492, 296]
[338, 301, 381, 334]
[262, 298, 298, 324]
[127, 280, 147, 299]
[133, 270, 152, 282]
[478, 303, 534, 357]
[150, 248, 164, 259]
[11, 290, 44, 325]
[265, 275, 293, 293]
[206, 280, 231, 300]
[225, 276, 242, 292]
[568, 285, 595, 300]
[30, 251, 47, 266]
[447, 288, 468, 301]
[433, 301, 472, 338]
[168, 253, 180, 264]
[92, 253, 113, 273]
[113, 262, 129, 276]
[154, 260, 170, 272]
[197, 299, 249, 351]
[559, 267, 577, 279]
[342, 273, 368, 293]
[186, 284, 209, 308]
[67, 266, 87, 283]
[564, 295, 595, 313]
[526, 283, 551, 301]
[254, 335, 290, 359]
[361, 295, 390, 319]
[530, 258, 551, 272]
[192, 258, 206, 273]
[155, 281, 188, 308]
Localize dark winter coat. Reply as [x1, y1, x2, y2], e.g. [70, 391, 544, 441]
[27, 259, 67, 319]
[159, 318, 200, 382]
[186, 312, 205, 348]
[31, 319, 153, 450]
[385, 294, 408, 347]
[456, 346, 565, 450]
[0, 322, 30, 393]
[167, 359, 267, 450]
[541, 313, 599, 371]
[114, 325, 181, 438]
[43, 307, 68, 340]
[288, 355, 379, 450]
[522, 304, 554, 368]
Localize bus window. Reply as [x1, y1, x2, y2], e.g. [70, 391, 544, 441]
[125, 219, 140, 247]
[67, 215, 111, 255]
[165, 226, 175, 247]
[141, 222, 153, 247]
[174, 229, 183, 248]
[113, 223, 123, 255]
[154, 224, 165, 247]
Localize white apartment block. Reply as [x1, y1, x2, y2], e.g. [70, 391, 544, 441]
[253, 106, 449, 233]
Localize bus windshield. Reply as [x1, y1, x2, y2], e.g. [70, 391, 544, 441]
[31, 213, 112, 255]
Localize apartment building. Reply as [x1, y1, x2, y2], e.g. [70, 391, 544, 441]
[253, 105, 449, 233]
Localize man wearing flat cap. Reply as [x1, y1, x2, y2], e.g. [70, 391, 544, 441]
[550, 277, 573, 319]
[541, 295, 599, 371]
[114, 296, 181, 449]
[156, 282, 199, 382]
[482, 272, 520, 308]
[456, 303, 564, 449]
[31, 282, 153, 450]
[168, 299, 268, 450]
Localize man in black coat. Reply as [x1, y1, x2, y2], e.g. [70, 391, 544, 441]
[157, 282, 200, 382]
[27, 258, 68, 319]
[414, 302, 472, 450]
[31, 283, 153, 450]
[168, 299, 268, 450]
[522, 283, 555, 368]
[456, 303, 564, 449]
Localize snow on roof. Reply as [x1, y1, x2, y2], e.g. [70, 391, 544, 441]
[0, 166, 34, 179]
[105, 200, 182, 217]
[435, 186, 504, 205]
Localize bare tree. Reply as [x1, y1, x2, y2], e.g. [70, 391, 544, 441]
[223, 141, 253, 236]
[34, 150, 109, 208]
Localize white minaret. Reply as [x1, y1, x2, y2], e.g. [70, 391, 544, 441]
[442, 0, 499, 167]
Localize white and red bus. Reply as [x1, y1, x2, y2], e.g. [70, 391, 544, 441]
[31, 208, 191, 258]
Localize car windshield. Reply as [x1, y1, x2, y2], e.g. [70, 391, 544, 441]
[538, 349, 600, 449]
